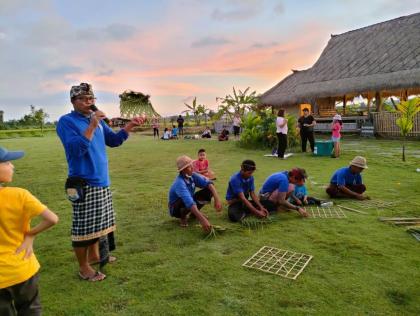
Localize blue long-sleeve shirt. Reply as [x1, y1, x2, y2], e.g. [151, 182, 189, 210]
[56, 111, 128, 187]
[168, 173, 212, 214]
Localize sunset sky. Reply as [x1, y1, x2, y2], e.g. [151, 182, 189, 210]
[1, 0, 420, 121]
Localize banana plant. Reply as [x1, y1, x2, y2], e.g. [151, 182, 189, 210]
[217, 87, 260, 120]
[183, 97, 203, 126]
[395, 97, 420, 161]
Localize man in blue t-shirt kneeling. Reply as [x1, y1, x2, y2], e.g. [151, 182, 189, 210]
[168, 155, 222, 232]
[326, 156, 369, 200]
[226, 160, 276, 222]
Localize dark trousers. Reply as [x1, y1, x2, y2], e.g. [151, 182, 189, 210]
[153, 128, 159, 138]
[290, 196, 321, 206]
[300, 130, 315, 152]
[326, 184, 366, 197]
[178, 127, 184, 136]
[171, 188, 212, 218]
[0, 273, 41, 316]
[276, 133, 287, 158]
[228, 199, 277, 222]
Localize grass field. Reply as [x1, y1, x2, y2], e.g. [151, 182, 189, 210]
[1, 134, 420, 315]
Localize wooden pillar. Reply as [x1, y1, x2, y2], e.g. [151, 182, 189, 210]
[343, 95, 347, 115]
[367, 97, 371, 114]
[375, 91, 382, 111]
[271, 106, 274, 114]
[402, 90, 408, 101]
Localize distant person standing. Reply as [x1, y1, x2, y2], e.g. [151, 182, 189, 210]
[151, 116, 159, 139]
[232, 113, 242, 140]
[276, 109, 288, 159]
[298, 108, 316, 153]
[331, 114, 342, 158]
[177, 115, 184, 137]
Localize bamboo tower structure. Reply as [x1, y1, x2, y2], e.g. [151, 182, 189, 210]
[119, 90, 161, 118]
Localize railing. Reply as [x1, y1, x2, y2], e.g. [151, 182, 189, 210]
[372, 112, 420, 137]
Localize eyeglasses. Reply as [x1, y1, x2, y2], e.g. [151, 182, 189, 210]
[76, 96, 96, 102]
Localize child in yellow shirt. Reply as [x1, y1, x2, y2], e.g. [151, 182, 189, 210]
[0, 146, 58, 316]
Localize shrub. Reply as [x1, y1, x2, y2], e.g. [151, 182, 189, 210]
[238, 110, 300, 150]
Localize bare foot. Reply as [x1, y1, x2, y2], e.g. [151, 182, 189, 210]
[180, 217, 188, 227]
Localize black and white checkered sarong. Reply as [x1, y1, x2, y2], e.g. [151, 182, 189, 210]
[71, 186, 116, 241]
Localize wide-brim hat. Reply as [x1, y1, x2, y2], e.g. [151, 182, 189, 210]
[176, 155, 194, 172]
[350, 156, 368, 169]
[0, 146, 24, 163]
[333, 114, 342, 120]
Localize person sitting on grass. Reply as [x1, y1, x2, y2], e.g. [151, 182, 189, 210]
[168, 155, 222, 232]
[326, 156, 369, 200]
[288, 181, 322, 206]
[259, 168, 309, 217]
[171, 125, 179, 139]
[0, 146, 59, 316]
[226, 160, 276, 222]
[193, 148, 216, 180]
[201, 126, 212, 138]
[218, 128, 229, 141]
[161, 128, 171, 140]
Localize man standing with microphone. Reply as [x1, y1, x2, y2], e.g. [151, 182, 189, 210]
[57, 83, 144, 281]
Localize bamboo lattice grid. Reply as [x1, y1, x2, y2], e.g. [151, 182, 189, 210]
[305, 206, 347, 218]
[344, 200, 396, 210]
[242, 246, 313, 280]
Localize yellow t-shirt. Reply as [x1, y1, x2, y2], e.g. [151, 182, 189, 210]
[0, 187, 47, 288]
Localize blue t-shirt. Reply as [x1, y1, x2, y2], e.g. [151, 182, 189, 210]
[168, 173, 212, 215]
[260, 171, 289, 194]
[226, 171, 255, 201]
[293, 184, 308, 199]
[330, 167, 362, 186]
[56, 111, 128, 187]
[172, 127, 178, 136]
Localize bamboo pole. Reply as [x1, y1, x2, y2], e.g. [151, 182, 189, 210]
[337, 205, 368, 215]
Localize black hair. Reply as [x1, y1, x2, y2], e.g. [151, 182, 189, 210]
[277, 109, 285, 117]
[241, 159, 256, 171]
[198, 148, 206, 154]
[303, 108, 309, 112]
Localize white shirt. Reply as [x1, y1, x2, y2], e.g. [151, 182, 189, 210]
[276, 117, 288, 134]
[233, 116, 241, 127]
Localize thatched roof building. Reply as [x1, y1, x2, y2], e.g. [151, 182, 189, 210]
[261, 12, 420, 116]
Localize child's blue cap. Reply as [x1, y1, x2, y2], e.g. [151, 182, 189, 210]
[0, 147, 25, 162]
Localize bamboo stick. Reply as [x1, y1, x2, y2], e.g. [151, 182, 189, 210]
[379, 217, 420, 221]
[337, 205, 368, 215]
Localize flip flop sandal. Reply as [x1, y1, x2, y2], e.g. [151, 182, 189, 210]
[78, 271, 106, 282]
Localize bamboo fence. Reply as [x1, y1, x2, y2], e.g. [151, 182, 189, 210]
[372, 112, 420, 137]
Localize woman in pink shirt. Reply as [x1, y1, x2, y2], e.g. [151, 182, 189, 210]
[331, 114, 342, 158]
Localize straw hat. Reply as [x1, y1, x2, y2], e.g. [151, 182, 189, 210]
[350, 156, 368, 169]
[333, 114, 342, 120]
[176, 155, 194, 172]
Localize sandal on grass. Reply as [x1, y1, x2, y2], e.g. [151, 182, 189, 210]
[78, 271, 106, 282]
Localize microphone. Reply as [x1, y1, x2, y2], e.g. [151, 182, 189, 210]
[90, 104, 110, 124]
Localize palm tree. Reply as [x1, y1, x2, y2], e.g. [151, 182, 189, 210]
[395, 97, 420, 161]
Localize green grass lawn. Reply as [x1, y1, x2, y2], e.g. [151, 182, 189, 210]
[2, 134, 420, 315]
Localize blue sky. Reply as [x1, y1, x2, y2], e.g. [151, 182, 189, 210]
[1, 0, 419, 121]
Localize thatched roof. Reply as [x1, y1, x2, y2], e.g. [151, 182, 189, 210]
[261, 12, 420, 106]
